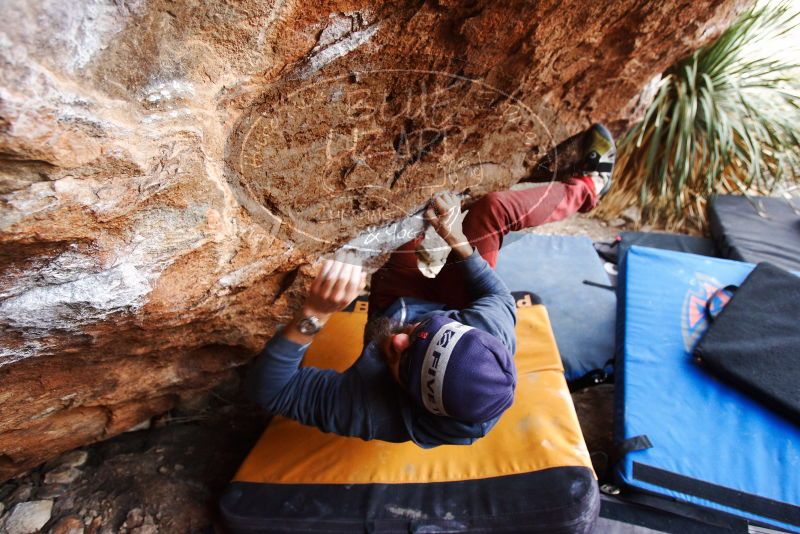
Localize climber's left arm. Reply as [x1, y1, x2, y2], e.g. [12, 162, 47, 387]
[245, 257, 404, 439]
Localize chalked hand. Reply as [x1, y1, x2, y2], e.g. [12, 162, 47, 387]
[304, 253, 367, 317]
[424, 192, 472, 259]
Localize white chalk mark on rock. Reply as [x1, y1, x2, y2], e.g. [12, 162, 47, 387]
[141, 108, 194, 123]
[0, 206, 208, 363]
[0, 253, 152, 331]
[141, 79, 196, 105]
[1, 0, 145, 73]
[296, 12, 380, 79]
[217, 259, 271, 290]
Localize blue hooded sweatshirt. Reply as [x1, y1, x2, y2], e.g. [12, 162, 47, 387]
[246, 249, 517, 447]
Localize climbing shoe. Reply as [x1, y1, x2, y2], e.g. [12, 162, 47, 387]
[581, 123, 616, 197]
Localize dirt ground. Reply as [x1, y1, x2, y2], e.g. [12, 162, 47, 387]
[0, 373, 266, 534]
[0, 213, 628, 534]
[527, 211, 622, 242]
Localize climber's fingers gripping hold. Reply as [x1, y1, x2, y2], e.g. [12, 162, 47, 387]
[307, 254, 367, 315]
[424, 191, 465, 247]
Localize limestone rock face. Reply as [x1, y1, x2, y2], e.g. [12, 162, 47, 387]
[0, 0, 744, 479]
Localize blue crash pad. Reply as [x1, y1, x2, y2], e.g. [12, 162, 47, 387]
[616, 246, 800, 532]
[496, 233, 615, 382]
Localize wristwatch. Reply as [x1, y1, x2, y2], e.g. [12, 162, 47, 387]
[297, 315, 323, 335]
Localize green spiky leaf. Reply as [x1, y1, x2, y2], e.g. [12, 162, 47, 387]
[612, 0, 800, 229]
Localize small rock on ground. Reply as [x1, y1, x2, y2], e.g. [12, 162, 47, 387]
[621, 206, 642, 225]
[57, 451, 89, 469]
[50, 515, 85, 534]
[2, 500, 53, 534]
[44, 467, 81, 485]
[8, 484, 34, 505]
[36, 484, 68, 500]
[122, 507, 144, 529]
[130, 514, 158, 534]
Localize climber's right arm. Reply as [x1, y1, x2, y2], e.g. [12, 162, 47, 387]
[245, 331, 357, 429]
[246, 257, 394, 439]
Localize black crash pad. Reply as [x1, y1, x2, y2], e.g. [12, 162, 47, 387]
[709, 194, 800, 272]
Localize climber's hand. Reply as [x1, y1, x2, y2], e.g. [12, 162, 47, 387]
[303, 254, 367, 317]
[424, 192, 472, 259]
[281, 254, 367, 344]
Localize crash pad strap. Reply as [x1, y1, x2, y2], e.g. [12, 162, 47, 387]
[632, 463, 800, 527]
[234, 302, 593, 485]
[612, 435, 653, 468]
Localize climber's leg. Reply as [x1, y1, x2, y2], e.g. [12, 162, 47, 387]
[371, 123, 615, 312]
[460, 177, 598, 267]
[425, 177, 597, 308]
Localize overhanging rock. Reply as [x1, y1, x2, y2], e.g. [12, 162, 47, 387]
[0, 0, 745, 480]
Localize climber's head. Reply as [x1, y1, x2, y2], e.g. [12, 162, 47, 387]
[377, 315, 516, 423]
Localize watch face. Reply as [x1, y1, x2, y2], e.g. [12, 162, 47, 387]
[298, 316, 320, 335]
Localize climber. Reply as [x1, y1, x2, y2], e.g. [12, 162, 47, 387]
[246, 124, 615, 447]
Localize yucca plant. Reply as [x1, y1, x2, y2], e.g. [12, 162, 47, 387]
[599, 0, 800, 231]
